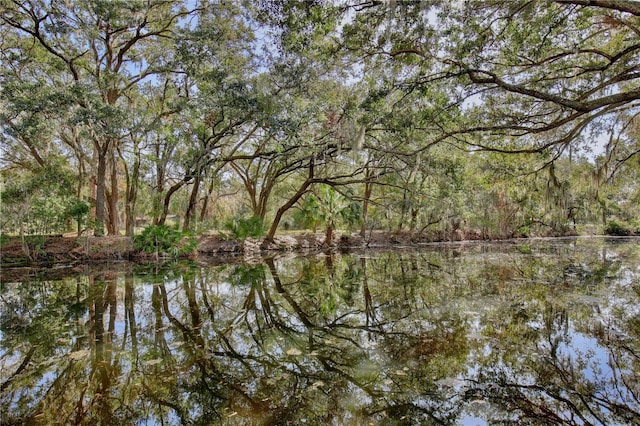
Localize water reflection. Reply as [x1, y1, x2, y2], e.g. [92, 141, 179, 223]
[2, 238, 640, 424]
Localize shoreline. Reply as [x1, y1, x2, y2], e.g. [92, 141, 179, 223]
[2, 233, 639, 284]
[3, 230, 633, 267]
[0, 230, 557, 266]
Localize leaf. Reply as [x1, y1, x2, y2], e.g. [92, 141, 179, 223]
[145, 358, 162, 365]
[286, 348, 302, 356]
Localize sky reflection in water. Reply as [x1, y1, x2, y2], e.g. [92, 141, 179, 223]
[1, 237, 639, 425]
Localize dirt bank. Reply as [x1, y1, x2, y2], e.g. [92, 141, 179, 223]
[0, 230, 499, 267]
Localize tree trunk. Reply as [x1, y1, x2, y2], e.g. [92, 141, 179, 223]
[157, 180, 187, 226]
[94, 150, 107, 236]
[325, 221, 334, 246]
[263, 183, 310, 245]
[152, 152, 166, 225]
[263, 162, 315, 247]
[76, 152, 85, 200]
[397, 190, 408, 232]
[360, 174, 372, 238]
[183, 173, 201, 232]
[256, 179, 275, 221]
[199, 177, 216, 223]
[410, 208, 418, 232]
[122, 144, 140, 237]
[107, 149, 119, 235]
[600, 199, 607, 225]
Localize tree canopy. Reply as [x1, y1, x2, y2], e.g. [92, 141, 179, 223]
[2, 0, 639, 241]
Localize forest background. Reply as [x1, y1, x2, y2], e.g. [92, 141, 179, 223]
[2, 0, 640, 254]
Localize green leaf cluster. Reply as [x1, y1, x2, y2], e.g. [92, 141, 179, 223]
[1, 164, 80, 236]
[134, 224, 196, 257]
[222, 215, 265, 240]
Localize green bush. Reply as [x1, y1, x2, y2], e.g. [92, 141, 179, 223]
[134, 224, 196, 257]
[517, 225, 531, 237]
[65, 200, 90, 235]
[604, 220, 631, 236]
[223, 215, 264, 239]
[1, 164, 76, 236]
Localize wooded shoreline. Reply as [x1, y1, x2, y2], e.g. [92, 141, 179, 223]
[0, 229, 592, 268]
[3, 2, 640, 252]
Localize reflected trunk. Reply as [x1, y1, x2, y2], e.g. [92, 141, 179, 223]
[3, 239, 640, 425]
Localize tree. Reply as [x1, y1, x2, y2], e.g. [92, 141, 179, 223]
[154, 3, 258, 231]
[0, 163, 79, 259]
[2, 0, 639, 243]
[339, 1, 640, 164]
[1, 0, 197, 235]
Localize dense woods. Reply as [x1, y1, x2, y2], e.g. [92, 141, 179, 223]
[2, 0, 640, 244]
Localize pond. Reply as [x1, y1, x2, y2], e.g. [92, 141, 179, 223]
[1, 237, 639, 425]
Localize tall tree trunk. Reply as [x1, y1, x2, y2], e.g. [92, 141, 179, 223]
[76, 152, 85, 200]
[94, 149, 108, 236]
[157, 180, 188, 226]
[263, 162, 315, 247]
[256, 178, 275, 221]
[125, 188, 136, 237]
[89, 174, 97, 230]
[199, 176, 217, 223]
[183, 173, 201, 232]
[152, 146, 166, 225]
[107, 149, 119, 235]
[121, 144, 140, 236]
[397, 189, 407, 232]
[360, 173, 372, 238]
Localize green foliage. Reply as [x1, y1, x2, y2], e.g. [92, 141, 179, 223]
[516, 244, 532, 254]
[134, 225, 197, 257]
[292, 195, 322, 230]
[65, 200, 90, 219]
[223, 215, 264, 239]
[228, 264, 266, 287]
[317, 185, 359, 229]
[3, 0, 640, 243]
[64, 200, 90, 235]
[2, 241, 639, 424]
[1, 164, 77, 236]
[604, 220, 633, 236]
[24, 234, 46, 256]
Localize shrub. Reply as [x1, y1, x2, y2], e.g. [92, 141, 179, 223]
[604, 220, 631, 236]
[65, 200, 90, 235]
[134, 224, 196, 257]
[223, 215, 264, 239]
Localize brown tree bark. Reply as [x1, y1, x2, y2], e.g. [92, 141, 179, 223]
[360, 170, 373, 238]
[94, 147, 108, 236]
[106, 148, 119, 235]
[263, 161, 315, 247]
[183, 172, 201, 232]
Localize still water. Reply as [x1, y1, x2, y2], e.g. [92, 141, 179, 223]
[1, 237, 639, 425]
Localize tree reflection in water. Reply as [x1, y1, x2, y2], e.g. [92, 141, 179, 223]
[1, 238, 639, 424]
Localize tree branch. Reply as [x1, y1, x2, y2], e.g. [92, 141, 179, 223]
[555, 0, 640, 16]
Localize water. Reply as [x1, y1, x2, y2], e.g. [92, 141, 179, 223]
[1, 237, 639, 425]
